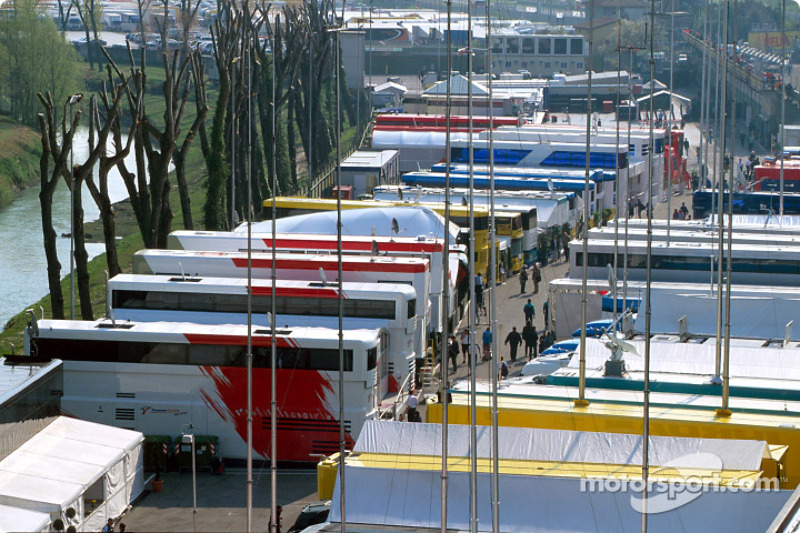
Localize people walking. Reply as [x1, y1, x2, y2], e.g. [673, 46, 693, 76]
[531, 263, 542, 293]
[523, 322, 538, 360]
[448, 335, 459, 371]
[519, 268, 528, 294]
[460, 329, 471, 365]
[504, 326, 522, 363]
[523, 298, 535, 324]
[482, 327, 492, 362]
[542, 300, 550, 331]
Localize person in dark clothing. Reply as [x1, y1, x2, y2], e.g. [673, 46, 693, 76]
[504, 326, 522, 362]
[500, 358, 510, 379]
[523, 299, 535, 324]
[542, 300, 550, 331]
[448, 335, 459, 371]
[531, 263, 542, 293]
[519, 268, 528, 293]
[522, 322, 538, 360]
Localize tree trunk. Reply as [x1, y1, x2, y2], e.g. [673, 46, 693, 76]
[37, 119, 65, 319]
[71, 173, 93, 320]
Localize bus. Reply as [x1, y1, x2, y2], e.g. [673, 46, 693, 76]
[373, 185, 558, 265]
[493, 211, 524, 272]
[131, 249, 431, 361]
[400, 172, 598, 218]
[373, 113, 523, 131]
[428, 163, 616, 211]
[109, 274, 418, 393]
[262, 197, 491, 278]
[568, 238, 800, 285]
[25, 317, 386, 464]
[692, 189, 800, 219]
[586, 225, 800, 248]
[753, 160, 800, 192]
[166, 230, 468, 332]
[449, 138, 629, 171]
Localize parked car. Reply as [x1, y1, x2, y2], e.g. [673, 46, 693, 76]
[288, 500, 331, 533]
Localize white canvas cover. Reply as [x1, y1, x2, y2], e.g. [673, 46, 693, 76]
[0, 417, 144, 531]
[636, 290, 800, 339]
[246, 206, 462, 242]
[0, 504, 50, 533]
[328, 466, 789, 532]
[568, 337, 800, 382]
[355, 421, 768, 472]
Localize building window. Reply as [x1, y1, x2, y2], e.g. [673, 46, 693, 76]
[522, 37, 536, 54]
[507, 38, 519, 54]
[491, 39, 503, 54]
[554, 38, 567, 55]
[570, 38, 583, 55]
[561, 62, 568, 69]
[538, 38, 551, 54]
[545, 62, 551, 69]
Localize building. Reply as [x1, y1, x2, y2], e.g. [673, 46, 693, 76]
[490, 28, 587, 78]
[339, 150, 401, 197]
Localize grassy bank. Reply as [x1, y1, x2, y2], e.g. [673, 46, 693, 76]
[0, 117, 44, 209]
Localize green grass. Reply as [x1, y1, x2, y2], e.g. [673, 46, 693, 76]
[0, 117, 42, 209]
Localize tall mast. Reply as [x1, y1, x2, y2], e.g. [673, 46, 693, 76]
[780, 0, 786, 216]
[467, 0, 479, 530]
[335, 3, 346, 529]
[666, 0, 675, 245]
[613, 0, 621, 325]
[714, 0, 729, 383]
[641, 0, 656, 526]
[721, 0, 738, 416]
[269, 21, 278, 533]
[576, 0, 594, 406]
[486, 5, 500, 532]
[698, 0, 709, 191]
[439, 0, 453, 529]
[245, 21, 254, 533]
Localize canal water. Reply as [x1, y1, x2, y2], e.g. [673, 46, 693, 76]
[0, 129, 135, 328]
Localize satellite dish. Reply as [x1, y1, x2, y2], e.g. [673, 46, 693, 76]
[547, 177, 554, 192]
[461, 196, 468, 206]
[371, 240, 380, 256]
[266, 312, 272, 327]
[391, 217, 400, 235]
[319, 267, 328, 285]
[371, 225, 377, 236]
[398, 188, 403, 201]
[603, 331, 638, 363]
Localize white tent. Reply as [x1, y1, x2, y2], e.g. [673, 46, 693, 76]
[0, 504, 50, 533]
[329, 421, 789, 532]
[566, 337, 800, 382]
[636, 290, 800, 339]
[245, 206, 462, 243]
[0, 417, 145, 532]
[329, 467, 789, 532]
[355, 421, 769, 471]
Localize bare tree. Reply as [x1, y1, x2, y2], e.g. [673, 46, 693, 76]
[173, 52, 208, 229]
[68, 92, 126, 319]
[83, 72, 137, 278]
[35, 93, 80, 319]
[107, 44, 203, 248]
[200, 0, 242, 230]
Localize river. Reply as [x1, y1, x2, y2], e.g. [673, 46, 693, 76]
[0, 129, 135, 328]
